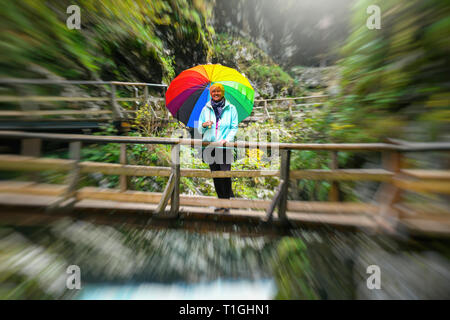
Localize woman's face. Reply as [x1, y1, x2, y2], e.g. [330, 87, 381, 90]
[211, 87, 224, 101]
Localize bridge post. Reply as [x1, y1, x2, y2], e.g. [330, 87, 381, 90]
[143, 85, 149, 106]
[170, 143, 180, 216]
[264, 100, 270, 118]
[155, 142, 180, 216]
[329, 151, 340, 201]
[120, 144, 128, 192]
[110, 84, 124, 120]
[21, 138, 42, 182]
[375, 150, 403, 233]
[47, 141, 82, 212]
[278, 148, 291, 223]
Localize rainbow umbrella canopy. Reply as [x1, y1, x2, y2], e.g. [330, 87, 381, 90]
[165, 64, 254, 127]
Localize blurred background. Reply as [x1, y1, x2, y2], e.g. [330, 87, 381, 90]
[0, 0, 449, 299]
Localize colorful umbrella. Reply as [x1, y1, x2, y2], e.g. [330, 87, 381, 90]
[165, 64, 254, 127]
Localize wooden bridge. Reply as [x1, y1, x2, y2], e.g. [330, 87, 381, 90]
[0, 78, 326, 132]
[0, 130, 449, 237]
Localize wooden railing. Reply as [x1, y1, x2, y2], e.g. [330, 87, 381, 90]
[0, 79, 168, 122]
[0, 78, 327, 125]
[252, 95, 328, 119]
[0, 130, 449, 235]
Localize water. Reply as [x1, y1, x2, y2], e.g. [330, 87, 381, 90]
[2, 219, 449, 299]
[0, 220, 280, 299]
[77, 278, 276, 300]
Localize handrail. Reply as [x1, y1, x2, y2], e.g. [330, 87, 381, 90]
[1, 130, 449, 152]
[0, 79, 168, 122]
[0, 130, 403, 151]
[254, 95, 328, 102]
[0, 78, 167, 87]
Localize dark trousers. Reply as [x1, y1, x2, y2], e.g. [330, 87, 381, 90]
[203, 147, 234, 199]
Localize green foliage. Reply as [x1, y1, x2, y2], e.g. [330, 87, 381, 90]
[0, 0, 215, 84]
[273, 237, 319, 299]
[246, 64, 293, 93]
[328, 0, 450, 142]
[211, 33, 299, 96]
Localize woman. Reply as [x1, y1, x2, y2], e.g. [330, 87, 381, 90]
[197, 83, 238, 213]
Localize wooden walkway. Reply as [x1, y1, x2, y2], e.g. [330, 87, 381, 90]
[0, 78, 327, 131]
[0, 130, 449, 237]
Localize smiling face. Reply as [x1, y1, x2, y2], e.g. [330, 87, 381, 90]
[210, 85, 224, 102]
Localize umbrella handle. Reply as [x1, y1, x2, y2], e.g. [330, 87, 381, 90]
[208, 112, 211, 129]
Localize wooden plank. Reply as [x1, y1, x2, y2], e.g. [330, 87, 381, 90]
[399, 202, 450, 215]
[82, 163, 277, 178]
[0, 130, 402, 150]
[0, 131, 181, 145]
[0, 154, 278, 177]
[293, 103, 323, 107]
[386, 138, 450, 152]
[180, 195, 268, 209]
[47, 141, 82, 211]
[394, 203, 450, 220]
[74, 186, 378, 213]
[0, 193, 60, 207]
[0, 79, 166, 86]
[0, 155, 396, 181]
[329, 151, 340, 201]
[0, 96, 148, 105]
[0, 110, 113, 116]
[264, 101, 270, 118]
[0, 130, 449, 151]
[155, 173, 175, 214]
[393, 178, 450, 195]
[290, 169, 393, 181]
[401, 219, 450, 235]
[265, 180, 284, 221]
[110, 81, 167, 87]
[0, 155, 73, 171]
[184, 140, 398, 151]
[3, 195, 449, 236]
[0, 181, 380, 215]
[77, 187, 162, 203]
[0, 96, 110, 102]
[0, 181, 35, 190]
[21, 138, 42, 181]
[80, 161, 172, 176]
[0, 181, 66, 196]
[286, 212, 376, 228]
[64, 142, 82, 197]
[278, 149, 290, 221]
[143, 86, 149, 105]
[374, 151, 403, 233]
[400, 169, 450, 180]
[110, 84, 124, 120]
[0, 193, 374, 228]
[288, 201, 378, 214]
[170, 144, 180, 216]
[180, 168, 279, 178]
[254, 95, 328, 102]
[119, 144, 128, 192]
